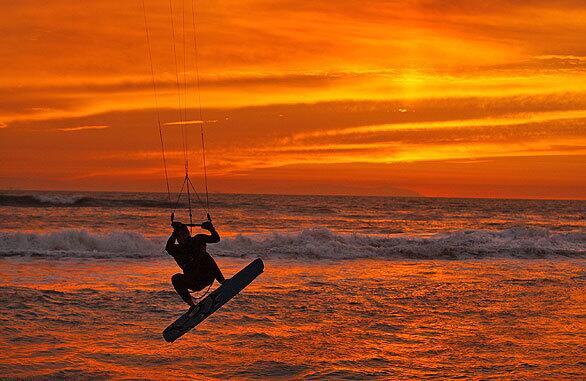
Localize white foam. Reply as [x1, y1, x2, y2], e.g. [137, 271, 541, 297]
[0, 230, 162, 258]
[0, 227, 584, 260]
[32, 194, 85, 205]
[214, 226, 586, 259]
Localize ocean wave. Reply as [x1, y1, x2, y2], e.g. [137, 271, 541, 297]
[33, 194, 88, 205]
[0, 227, 584, 260]
[0, 193, 258, 210]
[0, 194, 89, 207]
[0, 230, 162, 258]
[214, 227, 586, 259]
[0, 194, 170, 208]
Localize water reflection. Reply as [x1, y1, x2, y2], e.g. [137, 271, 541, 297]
[0, 258, 584, 379]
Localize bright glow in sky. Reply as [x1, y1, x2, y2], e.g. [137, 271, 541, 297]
[1, 0, 585, 198]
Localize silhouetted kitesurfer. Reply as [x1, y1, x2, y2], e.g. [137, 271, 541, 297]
[162, 219, 263, 342]
[166, 220, 225, 307]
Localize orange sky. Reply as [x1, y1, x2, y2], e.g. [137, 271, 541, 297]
[1, 0, 585, 199]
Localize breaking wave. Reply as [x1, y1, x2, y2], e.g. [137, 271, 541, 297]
[0, 193, 238, 209]
[0, 227, 584, 260]
[0, 194, 89, 206]
[0, 230, 162, 259]
[0, 194, 170, 208]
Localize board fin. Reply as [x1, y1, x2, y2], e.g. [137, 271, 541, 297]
[163, 258, 264, 343]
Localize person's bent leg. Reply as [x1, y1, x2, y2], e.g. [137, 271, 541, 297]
[187, 277, 216, 305]
[171, 273, 195, 306]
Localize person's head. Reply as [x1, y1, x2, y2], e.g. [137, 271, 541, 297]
[175, 225, 190, 244]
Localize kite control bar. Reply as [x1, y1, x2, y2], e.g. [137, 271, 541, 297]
[170, 212, 211, 228]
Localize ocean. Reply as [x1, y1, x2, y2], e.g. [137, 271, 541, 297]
[0, 191, 585, 379]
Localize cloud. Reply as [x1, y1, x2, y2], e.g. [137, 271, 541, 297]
[57, 125, 110, 132]
[163, 120, 218, 126]
[288, 109, 586, 142]
[2, 1, 586, 197]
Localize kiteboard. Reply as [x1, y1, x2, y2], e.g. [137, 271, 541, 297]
[163, 258, 264, 342]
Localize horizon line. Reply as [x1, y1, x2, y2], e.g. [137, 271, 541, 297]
[1, 187, 584, 202]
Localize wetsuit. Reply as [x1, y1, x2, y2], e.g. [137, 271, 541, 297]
[166, 229, 224, 304]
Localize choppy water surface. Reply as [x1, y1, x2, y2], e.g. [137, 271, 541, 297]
[1, 191, 584, 236]
[0, 258, 584, 380]
[0, 191, 585, 261]
[0, 191, 585, 379]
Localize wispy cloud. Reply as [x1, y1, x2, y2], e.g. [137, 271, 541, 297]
[163, 120, 218, 126]
[288, 109, 586, 142]
[57, 125, 110, 132]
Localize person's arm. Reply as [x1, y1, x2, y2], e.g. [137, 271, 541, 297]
[165, 232, 177, 254]
[201, 221, 220, 243]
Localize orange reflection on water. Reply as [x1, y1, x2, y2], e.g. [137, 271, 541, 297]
[0, 257, 584, 379]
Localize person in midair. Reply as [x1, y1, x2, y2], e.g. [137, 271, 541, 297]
[166, 220, 225, 308]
